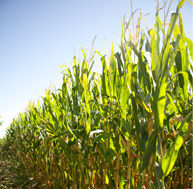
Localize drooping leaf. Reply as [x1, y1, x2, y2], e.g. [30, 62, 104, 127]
[162, 112, 192, 177]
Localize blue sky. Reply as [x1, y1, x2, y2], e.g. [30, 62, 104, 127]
[0, 0, 192, 138]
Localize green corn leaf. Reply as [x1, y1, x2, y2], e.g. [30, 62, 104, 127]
[172, 70, 193, 89]
[110, 137, 116, 152]
[154, 162, 163, 189]
[175, 38, 189, 99]
[145, 37, 151, 52]
[177, 0, 185, 10]
[162, 135, 183, 177]
[161, 13, 179, 81]
[131, 95, 140, 136]
[109, 43, 116, 97]
[126, 61, 132, 90]
[83, 64, 91, 134]
[115, 52, 123, 78]
[184, 37, 193, 61]
[120, 176, 125, 189]
[152, 76, 166, 129]
[120, 81, 129, 120]
[101, 56, 110, 100]
[149, 29, 160, 83]
[186, 0, 193, 4]
[162, 12, 178, 60]
[141, 130, 158, 171]
[139, 33, 145, 51]
[166, 91, 178, 114]
[161, 112, 191, 177]
[156, 14, 164, 35]
[105, 174, 109, 184]
[88, 60, 94, 75]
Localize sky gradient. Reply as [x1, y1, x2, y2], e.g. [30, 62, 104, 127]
[0, 0, 192, 138]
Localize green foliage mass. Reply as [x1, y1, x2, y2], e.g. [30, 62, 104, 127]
[0, 1, 192, 188]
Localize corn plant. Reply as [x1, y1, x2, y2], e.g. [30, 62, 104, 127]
[0, 0, 192, 188]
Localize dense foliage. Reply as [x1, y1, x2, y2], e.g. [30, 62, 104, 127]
[0, 1, 192, 188]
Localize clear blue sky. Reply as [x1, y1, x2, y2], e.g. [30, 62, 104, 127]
[0, 0, 192, 138]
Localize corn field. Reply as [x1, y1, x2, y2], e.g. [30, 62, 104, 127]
[0, 1, 192, 188]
